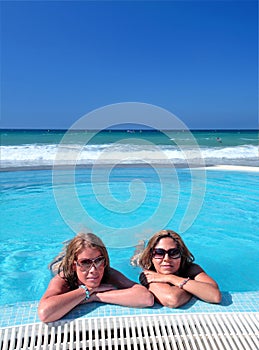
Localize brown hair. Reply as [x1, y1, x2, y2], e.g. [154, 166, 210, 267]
[59, 232, 110, 289]
[138, 229, 194, 274]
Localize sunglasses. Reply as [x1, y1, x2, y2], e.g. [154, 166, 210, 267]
[76, 256, 106, 271]
[152, 248, 181, 259]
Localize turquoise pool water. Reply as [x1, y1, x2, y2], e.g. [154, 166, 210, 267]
[0, 167, 258, 305]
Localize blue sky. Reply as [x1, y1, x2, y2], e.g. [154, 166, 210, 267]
[1, 1, 258, 130]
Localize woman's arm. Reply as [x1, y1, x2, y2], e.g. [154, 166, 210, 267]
[140, 271, 191, 308]
[38, 269, 154, 323]
[181, 264, 222, 304]
[38, 275, 87, 323]
[140, 264, 221, 307]
[91, 268, 154, 307]
[38, 278, 119, 323]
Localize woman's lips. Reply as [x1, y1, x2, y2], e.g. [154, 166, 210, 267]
[161, 264, 174, 270]
[87, 276, 99, 281]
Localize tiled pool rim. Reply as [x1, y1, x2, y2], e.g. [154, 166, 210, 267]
[1, 291, 258, 328]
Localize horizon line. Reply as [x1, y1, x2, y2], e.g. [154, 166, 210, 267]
[1, 128, 258, 132]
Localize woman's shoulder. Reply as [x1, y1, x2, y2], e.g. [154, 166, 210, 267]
[49, 273, 70, 290]
[105, 267, 127, 280]
[185, 263, 204, 279]
[105, 267, 136, 288]
[41, 273, 70, 300]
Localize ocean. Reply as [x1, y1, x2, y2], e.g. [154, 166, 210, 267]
[1, 129, 258, 169]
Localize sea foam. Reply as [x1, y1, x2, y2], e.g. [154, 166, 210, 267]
[1, 143, 258, 168]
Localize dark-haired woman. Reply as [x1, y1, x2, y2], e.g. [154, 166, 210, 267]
[138, 229, 221, 308]
[38, 233, 154, 322]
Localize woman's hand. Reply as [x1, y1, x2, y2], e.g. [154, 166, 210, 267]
[140, 270, 173, 285]
[92, 268, 154, 307]
[139, 264, 221, 308]
[91, 284, 116, 293]
[87, 284, 116, 302]
[140, 276, 191, 308]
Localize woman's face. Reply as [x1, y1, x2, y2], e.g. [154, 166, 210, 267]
[75, 247, 106, 289]
[152, 237, 181, 275]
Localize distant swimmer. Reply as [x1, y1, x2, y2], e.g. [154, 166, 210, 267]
[216, 137, 222, 143]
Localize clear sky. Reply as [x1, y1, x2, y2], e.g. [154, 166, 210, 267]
[1, 0, 258, 130]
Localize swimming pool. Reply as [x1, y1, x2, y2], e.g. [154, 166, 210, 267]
[0, 167, 258, 305]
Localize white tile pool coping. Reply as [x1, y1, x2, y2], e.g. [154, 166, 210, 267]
[1, 291, 258, 328]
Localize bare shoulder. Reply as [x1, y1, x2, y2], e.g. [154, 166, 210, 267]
[41, 274, 70, 299]
[50, 274, 68, 287]
[106, 267, 136, 289]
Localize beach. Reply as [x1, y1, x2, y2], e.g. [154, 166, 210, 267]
[206, 165, 259, 172]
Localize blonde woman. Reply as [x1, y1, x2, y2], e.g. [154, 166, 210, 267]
[138, 229, 221, 308]
[38, 233, 154, 322]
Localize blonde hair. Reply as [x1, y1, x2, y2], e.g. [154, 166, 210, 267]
[138, 229, 194, 274]
[59, 233, 110, 289]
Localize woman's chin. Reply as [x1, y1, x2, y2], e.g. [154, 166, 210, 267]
[85, 277, 102, 289]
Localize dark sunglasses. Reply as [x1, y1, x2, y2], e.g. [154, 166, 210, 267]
[76, 256, 106, 271]
[152, 248, 181, 259]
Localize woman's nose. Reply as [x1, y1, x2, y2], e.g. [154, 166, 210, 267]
[163, 253, 172, 261]
[88, 263, 98, 272]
